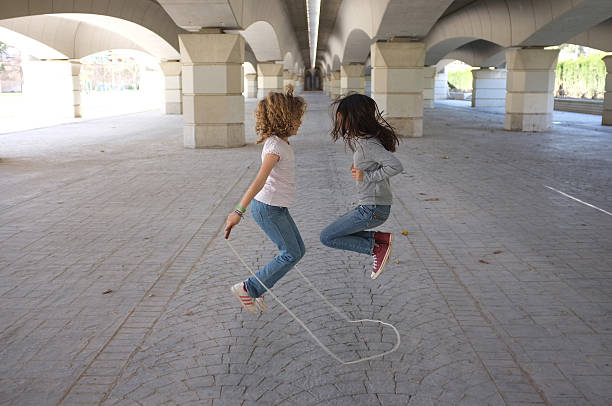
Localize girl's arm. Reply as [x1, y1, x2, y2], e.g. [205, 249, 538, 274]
[356, 143, 403, 183]
[224, 153, 279, 238]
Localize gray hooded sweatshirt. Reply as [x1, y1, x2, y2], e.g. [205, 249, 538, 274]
[353, 136, 403, 205]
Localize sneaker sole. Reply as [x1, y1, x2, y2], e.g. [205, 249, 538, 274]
[255, 297, 268, 313]
[231, 285, 259, 315]
[371, 244, 392, 280]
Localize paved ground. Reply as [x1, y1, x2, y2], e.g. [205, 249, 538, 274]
[1, 93, 611, 405]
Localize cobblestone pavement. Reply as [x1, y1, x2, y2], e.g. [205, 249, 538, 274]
[1, 93, 611, 406]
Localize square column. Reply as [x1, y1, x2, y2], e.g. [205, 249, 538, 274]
[70, 60, 82, 118]
[257, 62, 283, 98]
[283, 70, 293, 90]
[22, 59, 80, 119]
[179, 32, 245, 148]
[603, 55, 612, 126]
[341, 63, 365, 94]
[472, 68, 507, 108]
[245, 73, 257, 98]
[423, 66, 435, 108]
[365, 74, 371, 96]
[504, 48, 559, 132]
[434, 70, 448, 100]
[371, 41, 425, 137]
[331, 71, 341, 99]
[160, 61, 182, 114]
[323, 74, 330, 95]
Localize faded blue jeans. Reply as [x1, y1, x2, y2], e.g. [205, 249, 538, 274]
[320, 205, 391, 255]
[244, 199, 305, 298]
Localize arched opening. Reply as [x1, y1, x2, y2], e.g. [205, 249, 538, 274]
[79, 50, 163, 118]
[305, 71, 312, 91]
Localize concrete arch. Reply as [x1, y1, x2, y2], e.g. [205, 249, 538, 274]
[342, 29, 372, 64]
[326, 0, 376, 67]
[282, 51, 295, 72]
[240, 20, 282, 62]
[332, 54, 341, 72]
[444, 39, 506, 68]
[243, 62, 256, 74]
[0, 14, 179, 60]
[0, 0, 182, 51]
[240, 0, 303, 68]
[569, 17, 612, 52]
[425, 0, 612, 65]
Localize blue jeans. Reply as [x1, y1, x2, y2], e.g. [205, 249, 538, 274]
[320, 205, 391, 255]
[244, 199, 305, 298]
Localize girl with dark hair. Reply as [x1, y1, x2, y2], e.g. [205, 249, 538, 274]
[320, 93, 403, 279]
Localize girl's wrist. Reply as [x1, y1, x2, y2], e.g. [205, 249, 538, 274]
[236, 204, 247, 213]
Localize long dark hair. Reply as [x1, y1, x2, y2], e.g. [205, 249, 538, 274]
[330, 93, 399, 152]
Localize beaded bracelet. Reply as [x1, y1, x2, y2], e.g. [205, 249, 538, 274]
[234, 209, 244, 217]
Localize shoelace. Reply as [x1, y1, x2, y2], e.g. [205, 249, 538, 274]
[226, 239, 400, 365]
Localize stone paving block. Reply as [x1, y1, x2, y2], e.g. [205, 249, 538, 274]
[2, 96, 611, 405]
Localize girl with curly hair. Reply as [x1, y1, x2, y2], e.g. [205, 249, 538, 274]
[225, 85, 307, 315]
[320, 93, 403, 280]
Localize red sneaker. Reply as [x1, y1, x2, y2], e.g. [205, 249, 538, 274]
[374, 232, 393, 247]
[371, 242, 392, 280]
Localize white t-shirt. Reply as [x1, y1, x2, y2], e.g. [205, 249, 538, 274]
[254, 135, 296, 208]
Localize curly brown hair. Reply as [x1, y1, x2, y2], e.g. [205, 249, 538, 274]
[255, 85, 307, 144]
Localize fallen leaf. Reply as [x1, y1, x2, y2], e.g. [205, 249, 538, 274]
[395, 260, 400, 264]
[401, 230, 408, 236]
[493, 250, 502, 254]
[424, 198, 440, 201]
[184, 312, 193, 316]
[419, 192, 427, 195]
[484, 160, 488, 163]
[100, 150, 105, 152]
[441, 155, 448, 159]
[102, 289, 113, 294]
[479, 259, 489, 264]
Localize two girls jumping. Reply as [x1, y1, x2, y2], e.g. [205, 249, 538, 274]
[225, 88, 403, 315]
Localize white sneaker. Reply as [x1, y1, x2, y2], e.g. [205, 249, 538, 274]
[254, 295, 268, 313]
[231, 282, 258, 315]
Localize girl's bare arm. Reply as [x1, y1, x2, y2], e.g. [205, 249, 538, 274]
[225, 153, 279, 238]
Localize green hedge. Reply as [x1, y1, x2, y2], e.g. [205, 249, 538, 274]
[447, 69, 473, 92]
[555, 54, 607, 99]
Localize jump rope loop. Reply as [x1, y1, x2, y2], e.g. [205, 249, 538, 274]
[225, 238, 401, 365]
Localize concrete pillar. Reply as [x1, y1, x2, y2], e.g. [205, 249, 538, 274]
[22, 59, 80, 119]
[365, 74, 371, 97]
[70, 60, 82, 118]
[331, 71, 341, 99]
[179, 32, 245, 148]
[245, 73, 257, 98]
[323, 75, 329, 95]
[341, 63, 365, 94]
[423, 66, 435, 108]
[257, 62, 283, 98]
[434, 70, 448, 100]
[472, 68, 507, 108]
[603, 55, 612, 126]
[283, 70, 292, 90]
[371, 41, 425, 137]
[504, 48, 559, 132]
[160, 60, 182, 114]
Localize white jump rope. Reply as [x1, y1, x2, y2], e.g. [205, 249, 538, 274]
[225, 236, 401, 365]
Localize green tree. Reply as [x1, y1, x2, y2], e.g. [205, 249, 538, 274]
[0, 41, 8, 72]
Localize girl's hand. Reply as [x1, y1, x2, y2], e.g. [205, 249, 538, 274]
[224, 212, 242, 239]
[351, 164, 363, 182]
